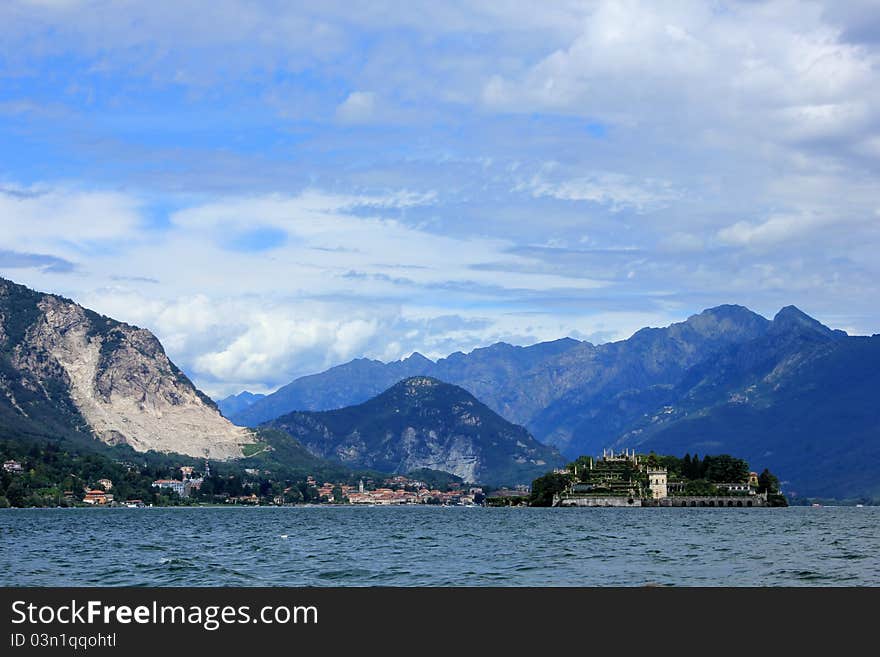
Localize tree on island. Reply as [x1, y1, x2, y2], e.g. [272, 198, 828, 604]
[703, 455, 749, 483]
[757, 469, 780, 494]
[529, 473, 570, 507]
[682, 479, 719, 496]
[684, 453, 701, 479]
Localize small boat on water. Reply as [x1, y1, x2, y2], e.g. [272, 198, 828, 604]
[811, 503, 822, 508]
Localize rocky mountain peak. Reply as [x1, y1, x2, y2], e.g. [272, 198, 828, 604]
[401, 375, 442, 390]
[769, 305, 842, 339]
[682, 304, 770, 339]
[392, 376, 446, 399]
[266, 377, 564, 485]
[404, 351, 434, 365]
[216, 390, 266, 419]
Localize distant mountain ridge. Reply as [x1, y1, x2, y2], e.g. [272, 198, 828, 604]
[227, 304, 773, 447]
[217, 390, 266, 418]
[226, 336, 585, 426]
[264, 376, 564, 485]
[224, 352, 439, 426]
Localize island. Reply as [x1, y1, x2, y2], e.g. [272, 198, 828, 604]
[528, 449, 787, 507]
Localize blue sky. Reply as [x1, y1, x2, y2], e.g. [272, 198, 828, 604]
[1, 1, 879, 397]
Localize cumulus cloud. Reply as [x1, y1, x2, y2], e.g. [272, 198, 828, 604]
[481, 1, 880, 160]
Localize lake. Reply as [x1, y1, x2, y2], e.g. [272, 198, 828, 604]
[1, 506, 877, 586]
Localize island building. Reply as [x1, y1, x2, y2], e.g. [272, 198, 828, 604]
[556, 449, 768, 507]
[647, 466, 667, 499]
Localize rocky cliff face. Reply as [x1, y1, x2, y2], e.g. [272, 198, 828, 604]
[0, 277, 253, 459]
[265, 376, 564, 485]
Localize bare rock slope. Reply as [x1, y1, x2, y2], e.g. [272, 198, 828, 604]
[0, 277, 252, 459]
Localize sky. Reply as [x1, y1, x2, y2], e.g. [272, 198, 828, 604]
[1, 0, 879, 398]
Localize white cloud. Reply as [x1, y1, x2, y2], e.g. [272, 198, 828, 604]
[70, 288, 397, 394]
[480, 1, 880, 161]
[70, 284, 670, 398]
[718, 214, 817, 248]
[0, 184, 142, 252]
[519, 169, 682, 212]
[336, 91, 378, 123]
[1, 184, 615, 395]
[167, 190, 606, 293]
[774, 102, 871, 143]
[194, 312, 381, 385]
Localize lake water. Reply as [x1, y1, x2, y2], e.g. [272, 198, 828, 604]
[1, 506, 877, 586]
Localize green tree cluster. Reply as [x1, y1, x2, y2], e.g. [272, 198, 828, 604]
[529, 473, 570, 507]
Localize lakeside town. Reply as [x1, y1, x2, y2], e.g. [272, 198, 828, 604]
[154, 468, 491, 507]
[2, 457, 493, 507]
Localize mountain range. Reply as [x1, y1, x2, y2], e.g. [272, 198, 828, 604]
[222, 336, 582, 428]
[221, 304, 788, 453]
[2, 275, 877, 498]
[223, 304, 880, 500]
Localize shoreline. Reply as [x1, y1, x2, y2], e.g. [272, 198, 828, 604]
[0, 503, 869, 510]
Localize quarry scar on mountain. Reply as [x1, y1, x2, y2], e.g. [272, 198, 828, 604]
[0, 277, 254, 460]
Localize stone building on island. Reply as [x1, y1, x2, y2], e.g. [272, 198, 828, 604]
[647, 466, 667, 499]
[555, 449, 768, 507]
